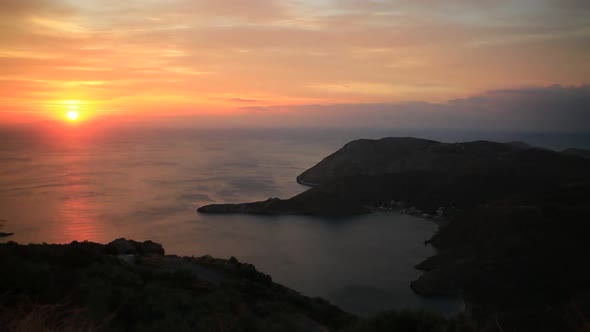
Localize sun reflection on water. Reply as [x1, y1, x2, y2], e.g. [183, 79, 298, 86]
[59, 155, 98, 243]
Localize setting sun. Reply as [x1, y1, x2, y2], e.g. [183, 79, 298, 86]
[66, 110, 79, 121]
[61, 100, 85, 121]
[0, 1, 589, 329]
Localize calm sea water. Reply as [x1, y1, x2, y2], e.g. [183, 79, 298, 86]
[1, 126, 588, 316]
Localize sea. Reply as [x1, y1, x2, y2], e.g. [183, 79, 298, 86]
[1, 125, 589, 316]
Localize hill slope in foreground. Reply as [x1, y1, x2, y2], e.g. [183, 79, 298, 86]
[0, 239, 471, 332]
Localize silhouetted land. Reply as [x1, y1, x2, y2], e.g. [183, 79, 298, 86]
[2, 137, 590, 331]
[198, 138, 590, 217]
[199, 137, 590, 331]
[0, 239, 472, 331]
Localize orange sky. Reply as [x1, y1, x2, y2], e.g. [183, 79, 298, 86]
[0, 0, 589, 124]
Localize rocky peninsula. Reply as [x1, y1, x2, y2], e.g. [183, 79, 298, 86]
[198, 137, 590, 217]
[198, 137, 590, 331]
[3, 137, 588, 331]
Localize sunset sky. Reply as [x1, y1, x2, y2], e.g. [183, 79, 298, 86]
[1, 0, 589, 130]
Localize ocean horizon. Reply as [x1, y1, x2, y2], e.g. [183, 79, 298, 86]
[1, 126, 588, 316]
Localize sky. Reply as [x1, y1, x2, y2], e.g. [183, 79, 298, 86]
[0, 0, 589, 130]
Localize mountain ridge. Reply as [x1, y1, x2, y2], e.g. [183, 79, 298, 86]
[198, 137, 590, 216]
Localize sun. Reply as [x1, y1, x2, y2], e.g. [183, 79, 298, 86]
[61, 100, 83, 121]
[66, 110, 79, 120]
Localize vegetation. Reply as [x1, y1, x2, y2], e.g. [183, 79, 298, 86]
[5, 138, 590, 330]
[345, 310, 473, 332]
[200, 137, 590, 331]
[0, 240, 480, 331]
[417, 183, 590, 331]
[0, 240, 356, 331]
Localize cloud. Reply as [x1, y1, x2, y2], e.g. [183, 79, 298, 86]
[229, 98, 262, 103]
[234, 85, 590, 132]
[0, 0, 588, 120]
[0, 0, 74, 18]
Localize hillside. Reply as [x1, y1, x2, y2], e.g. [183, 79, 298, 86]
[0, 239, 353, 331]
[197, 137, 590, 331]
[198, 137, 590, 216]
[0, 239, 476, 331]
[412, 183, 590, 331]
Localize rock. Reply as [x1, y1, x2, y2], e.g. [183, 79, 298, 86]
[107, 238, 136, 254]
[106, 238, 165, 256]
[139, 240, 165, 255]
[117, 254, 136, 264]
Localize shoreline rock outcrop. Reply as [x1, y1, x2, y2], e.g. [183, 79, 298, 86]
[106, 238, 165, 255]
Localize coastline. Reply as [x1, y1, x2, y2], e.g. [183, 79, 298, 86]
[295, 176, 318, 187]
[196, 137, 590, 330]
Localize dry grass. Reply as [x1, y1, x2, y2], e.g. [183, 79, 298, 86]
[0, 301, 103, 332]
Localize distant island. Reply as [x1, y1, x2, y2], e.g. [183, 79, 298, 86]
[199, 137, 590, 331]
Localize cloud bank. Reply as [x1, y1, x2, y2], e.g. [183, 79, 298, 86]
[228, 85, 590, 132]
[0, 0, 589, 120]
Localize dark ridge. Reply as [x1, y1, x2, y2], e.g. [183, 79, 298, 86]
[0, 239, 355, 331]
[199, 137, 590, 216]
[562, 148, 590, 159]
[196, 136, 590, 331]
